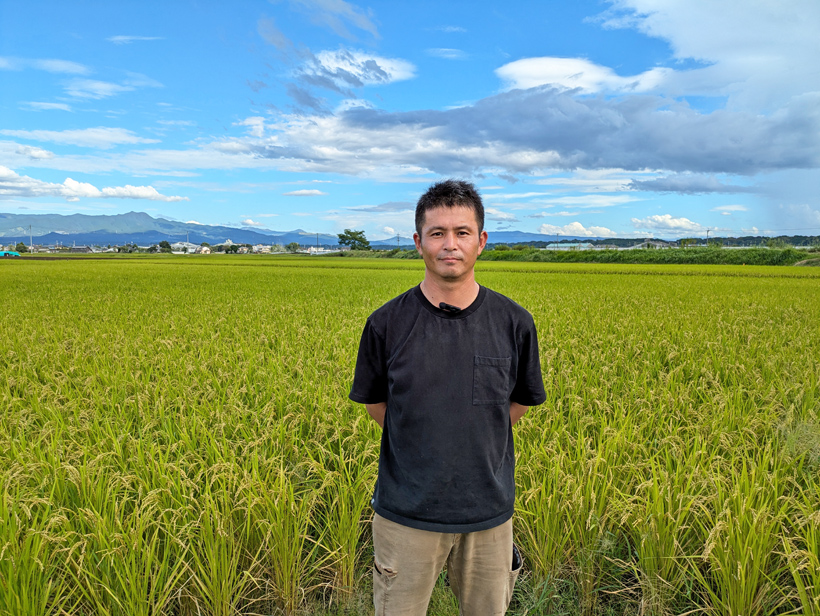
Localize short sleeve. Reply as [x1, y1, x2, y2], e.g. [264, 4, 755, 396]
[510, 316, 547, 407]
[349, 318, 389, 404]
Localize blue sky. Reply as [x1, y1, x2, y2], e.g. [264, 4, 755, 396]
[1, 0, 819, 240]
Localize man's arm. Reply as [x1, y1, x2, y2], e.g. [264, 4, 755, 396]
[510, 402, 528, 426]
[366, 402, 387, 428]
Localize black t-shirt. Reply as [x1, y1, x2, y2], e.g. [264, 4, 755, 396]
[349, 284, 546, 533]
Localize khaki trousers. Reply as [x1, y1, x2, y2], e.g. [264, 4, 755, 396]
[372, 513, 522, 616]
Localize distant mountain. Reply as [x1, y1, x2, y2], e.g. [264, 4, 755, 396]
[370, 229, 605, 246]
[0, 212, 339, 247]
[0, 211, 640, 248]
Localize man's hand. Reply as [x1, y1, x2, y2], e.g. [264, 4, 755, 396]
[510, 402, 529, 426]
[366, 402, 387, 428]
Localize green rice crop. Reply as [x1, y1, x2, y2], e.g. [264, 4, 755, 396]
[1, 256, 818, 615]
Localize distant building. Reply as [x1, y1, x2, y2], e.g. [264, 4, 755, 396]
[69, 246, 93, 253]
[252, 244, 271, 254]
[622, 240, 673, 250]
[544, 242, 595, 251]
[196, 245, 211, 254]
[170, 241, 199, 253]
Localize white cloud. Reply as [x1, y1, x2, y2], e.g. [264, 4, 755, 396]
[283, 189, 327, 196]
[21, 101, 72, 112]
[100, 185, 184, 200]
[0, 56, 90, 74]
[631, 214, 707, 234]
[336, 98, 376, 112]
[300, 49, 416, 90]
[485, 207, 517, 221]
[536, 211, 582, 217]
[712, 204, 748, 215]
[106, 35, 163, 44]
[9, 82, 816, 198]
[287, 0, 380, 39]
[497, 57, 670, 94]
[427, 48, 467, 60]
[16, 145, 54, 160]
[0, 166, 187, 202]
[532, 172, 635, 193]
[596, 0, 820, 110]
[629, 174, 754, 194]
[0, 127, 159, 149]
[237, 116, 266, 138]
[487, 192, 636, 209]
[350, 201, 413, 213]
[157, 120, 195, 127]
[65, 79, 134, 99]
[484, 191, 552, 200]
[383, 226, 395, 235]
[538, 221, 618, 237]
[241, 218, 264, 227]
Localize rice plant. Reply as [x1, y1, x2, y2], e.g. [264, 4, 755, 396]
[0, 256, 818, 615]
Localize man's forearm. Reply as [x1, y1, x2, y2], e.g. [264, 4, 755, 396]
[510, 402, 528, 425]
[366, 402, 387, 428]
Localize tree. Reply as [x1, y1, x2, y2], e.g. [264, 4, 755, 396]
[337, 229, 370, 251]
[286, 242, 300, 253]
[159, 240, 172, 253]
[15, 242, 28, 253]
[766, 237, 788, 249]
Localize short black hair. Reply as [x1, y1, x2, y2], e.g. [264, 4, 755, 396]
[415, 179, 484, 236]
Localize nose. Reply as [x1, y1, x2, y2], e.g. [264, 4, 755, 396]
[443, 230, 458, 249]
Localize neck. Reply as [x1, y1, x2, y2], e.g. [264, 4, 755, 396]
[420, 275, 479, 310]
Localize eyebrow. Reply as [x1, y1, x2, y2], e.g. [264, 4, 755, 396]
[426, 224, 474, 232]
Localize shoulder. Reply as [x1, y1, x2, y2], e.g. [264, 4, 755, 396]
[366, 286, 420, 329]
[482, 287, 535, 322]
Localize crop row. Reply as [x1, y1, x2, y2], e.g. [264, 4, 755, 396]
[1, 258, 818, 615]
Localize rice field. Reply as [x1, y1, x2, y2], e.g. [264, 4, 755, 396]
[1, 256, 819, 616]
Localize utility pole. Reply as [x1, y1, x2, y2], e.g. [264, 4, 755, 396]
[316, 232, 319, 253]
[29, 225, 33, 251]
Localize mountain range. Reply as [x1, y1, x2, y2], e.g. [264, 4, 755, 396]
[0, 211, 596, 247]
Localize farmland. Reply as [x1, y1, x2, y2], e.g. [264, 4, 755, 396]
[1, 256, 819, 616]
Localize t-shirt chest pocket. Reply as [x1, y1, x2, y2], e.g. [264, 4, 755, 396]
[472, 355, 512, 405]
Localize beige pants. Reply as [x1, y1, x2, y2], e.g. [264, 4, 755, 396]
[372, 513, 522, 616]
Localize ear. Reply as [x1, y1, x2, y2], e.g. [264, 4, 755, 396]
[477, 230, 488, 255]
[413, 232, 423, 255]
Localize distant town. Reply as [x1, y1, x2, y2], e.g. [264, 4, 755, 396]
[3, 235, 817, 256]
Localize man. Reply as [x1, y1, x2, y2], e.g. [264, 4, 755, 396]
[349, 179, 546, 616]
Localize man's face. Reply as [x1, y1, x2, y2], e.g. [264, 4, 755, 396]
[413, 205, 488, 284]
